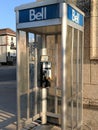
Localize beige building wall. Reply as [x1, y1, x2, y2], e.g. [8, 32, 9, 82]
[83, 16, 98, 130]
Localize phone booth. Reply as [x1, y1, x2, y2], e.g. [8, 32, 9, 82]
[15, 0, 84, 130]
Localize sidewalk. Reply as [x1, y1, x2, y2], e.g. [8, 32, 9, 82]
[0, 110, 16, 130]
[0, 81, 17, 130]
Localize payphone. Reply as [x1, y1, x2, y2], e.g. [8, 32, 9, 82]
[15, 0, 84, 130]
[40, 61, 51, 88]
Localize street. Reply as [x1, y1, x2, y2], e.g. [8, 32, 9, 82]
[0, 66, 16, 82]
[0, 66, 17, 130]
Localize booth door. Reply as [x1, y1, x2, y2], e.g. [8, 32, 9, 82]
[46, 35, 62, 124]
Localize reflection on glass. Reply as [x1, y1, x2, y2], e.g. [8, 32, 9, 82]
[57, 35, 62, 88]
[73, 29, 78, 95]
[79, 31, 83, 92]
[37, 89, 41, 113]
[47, 36, 56, 88]
[78, 94, 82, 126]
[29, 63, 34, 89]
[67, 100, 72, 130]
[29, 92, 35, 117]
[20, 94, 27, 118]
[72, 97, 77, 129]
[66, 26, 72, 99]
[47, 95, 55, 113]
[57, 97, 62, 114]
[19, 31, 28, 93]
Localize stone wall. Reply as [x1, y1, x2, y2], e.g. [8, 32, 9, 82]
[83, 5, 98, 130]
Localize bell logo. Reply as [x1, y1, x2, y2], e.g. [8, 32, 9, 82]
[72, 9, 79, 24]
[29, 7, 46, 21]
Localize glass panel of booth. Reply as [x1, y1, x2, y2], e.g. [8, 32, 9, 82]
[17, 30, 30, 128]
[77, 93, 82, 126]
[46, 35, 59, 115]
[29, 34, 42, 118]
[66, 25, 72, 129]
[66, 26, 72, 100]
[66, 26, 83, 129]
[18, 31, 29, 93]
[79, 31, 83, 92]
[78, 31, 83, 126]
[73, 28, 78, 95]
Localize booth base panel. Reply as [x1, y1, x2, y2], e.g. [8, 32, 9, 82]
[22, 124, 61, 130]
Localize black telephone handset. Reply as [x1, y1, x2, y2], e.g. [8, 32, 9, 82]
[40, 62, 51, 88]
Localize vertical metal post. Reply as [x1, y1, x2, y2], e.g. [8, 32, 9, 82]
[34, 34, 38, 88]
[42, 34, 46, 49]
[81, 31, 84, 129]
[16, 30, 21, 130]
[55, 35, 58, 114]
[41, 35, 47, 124]
[26, 32, 30, 120]
[71, 28, 74, 130]
[76, 30, 80, 127]
[42, 88, 47, 124]
[16, 9, 21, 130]
[61, 2, 67, 130]
[34, 34, 38, 115]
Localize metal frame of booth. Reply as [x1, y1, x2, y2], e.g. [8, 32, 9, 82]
[15, 0, 84, 130]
